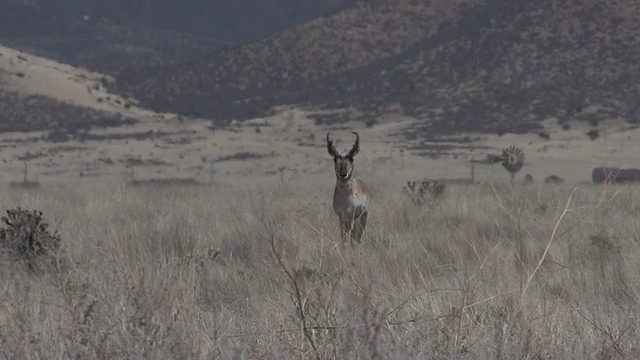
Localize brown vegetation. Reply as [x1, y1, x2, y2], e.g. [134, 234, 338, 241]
[592, 167, 640, 184]
[0, 180, 638, 358]
[544, 175, 565, 184]
[127, 178, 205, 188]
[0, 90, 137, 133]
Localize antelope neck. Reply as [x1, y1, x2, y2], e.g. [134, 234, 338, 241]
[335, 176, 355, 192]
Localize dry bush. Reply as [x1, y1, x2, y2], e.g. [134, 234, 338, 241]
[0, 179, 638, 358]
[0, 207, 60, 271]
[403, 179, 446, 206]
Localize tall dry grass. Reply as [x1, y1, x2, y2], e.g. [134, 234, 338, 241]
[0, 178, 639, 359]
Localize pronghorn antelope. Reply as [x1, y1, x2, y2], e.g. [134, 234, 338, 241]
[326, 132, 370, 244]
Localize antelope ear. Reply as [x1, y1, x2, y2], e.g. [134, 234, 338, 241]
[327, 133, 338, 157]
[347, 132, 360, 158]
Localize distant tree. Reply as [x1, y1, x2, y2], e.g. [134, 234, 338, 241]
[501, 145, 525, 184]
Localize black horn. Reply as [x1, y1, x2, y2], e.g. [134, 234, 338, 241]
[348, 132, 360, 158]
[327, 133, 339, 157]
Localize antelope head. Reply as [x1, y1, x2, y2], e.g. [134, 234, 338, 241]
[327, 132, 360, 182]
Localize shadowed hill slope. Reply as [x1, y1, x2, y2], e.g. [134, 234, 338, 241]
[115, 0, 640, 137]
[0, 90, 136, 133]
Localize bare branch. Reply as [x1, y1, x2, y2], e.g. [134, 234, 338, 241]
[270, 234, 320, 360]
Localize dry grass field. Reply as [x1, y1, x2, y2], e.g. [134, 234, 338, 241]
[1, 178, 638, 359]
[2, 7, 640, 357]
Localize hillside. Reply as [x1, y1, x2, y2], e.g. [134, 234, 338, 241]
[342, 0, 640, 137]
[0, 0, 353, 70]
[114, 0, 478, 120]
[1, 1, 640, 186]
[115, 0, 640, 137]
[0, 45, 142, 133]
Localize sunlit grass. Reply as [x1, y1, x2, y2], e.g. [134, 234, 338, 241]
[0, 179, 638, 359]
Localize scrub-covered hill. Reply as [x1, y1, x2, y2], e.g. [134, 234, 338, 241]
[115, 0, 640, 138]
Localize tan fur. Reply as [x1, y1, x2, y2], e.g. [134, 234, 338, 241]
[327, 132, 370, 244]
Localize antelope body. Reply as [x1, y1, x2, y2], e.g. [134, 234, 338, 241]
[327, 132, 369, 244]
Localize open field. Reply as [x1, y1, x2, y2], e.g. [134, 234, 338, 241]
[3, 43, 640, 188]
[0, 179, 638, 359]
[2, 105, 640, 188]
